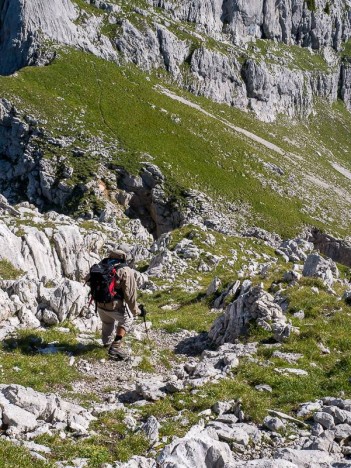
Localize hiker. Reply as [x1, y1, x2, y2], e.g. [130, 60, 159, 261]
[87, 249, 141, 360]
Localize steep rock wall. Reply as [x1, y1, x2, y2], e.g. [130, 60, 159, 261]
[154, 0, 351, 50]
[0, 0, 117, 75]
[1, 0, 351, 120]
[0, 99, 73, 207]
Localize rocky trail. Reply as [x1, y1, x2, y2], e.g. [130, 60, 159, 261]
[156, 86, 286, 155]
[1, 192, 351, 466]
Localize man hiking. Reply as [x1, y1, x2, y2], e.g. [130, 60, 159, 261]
[87, 249, 141, 361]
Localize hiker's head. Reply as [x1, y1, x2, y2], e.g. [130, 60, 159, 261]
[108, 249, 127, 263]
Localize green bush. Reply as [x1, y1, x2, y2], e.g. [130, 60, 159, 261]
[306, 0, 316, 11]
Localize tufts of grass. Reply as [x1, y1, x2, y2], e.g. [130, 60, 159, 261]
[137, 356, 156, 373]
[0, 259, 24, 280]
[306, 0, 317, 12]
[0, 326, 107, 392]
[0, 440, 50, 468]
[36, 409, 149, 466]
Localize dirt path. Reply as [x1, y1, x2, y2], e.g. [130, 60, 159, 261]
[71, 328, 199, 404]
[155, 85, 286, 156]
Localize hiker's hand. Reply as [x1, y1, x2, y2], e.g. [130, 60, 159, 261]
[139, 304, 147, 318]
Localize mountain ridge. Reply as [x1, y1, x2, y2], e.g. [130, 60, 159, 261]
[1, 0, 351, 121]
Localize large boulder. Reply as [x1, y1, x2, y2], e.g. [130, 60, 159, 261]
[209, 282, 297, 345]
[46, 279, 90, 322]
[0, 384, 95, 437]
[52, 225, 105, 281]
[157, 421, 235, 467]
[0, 220, 105, 282]
[302, 253, 339, 286]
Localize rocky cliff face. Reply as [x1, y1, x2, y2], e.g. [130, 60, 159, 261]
[0, 0, 117, 75]
[154, 0, 351, 50]
[1, 0, 351, 121]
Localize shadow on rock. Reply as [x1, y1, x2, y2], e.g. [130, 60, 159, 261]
[174, 332, 216, 357]
[118, 389, 146, 404]
[2, 334, 98, 356]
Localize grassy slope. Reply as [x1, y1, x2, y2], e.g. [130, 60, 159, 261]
[2, 48, 351, 237]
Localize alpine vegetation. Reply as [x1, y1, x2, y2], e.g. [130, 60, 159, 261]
[2, 1, 351, 467]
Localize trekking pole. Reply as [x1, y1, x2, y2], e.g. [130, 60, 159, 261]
[139, 305, 151, 346]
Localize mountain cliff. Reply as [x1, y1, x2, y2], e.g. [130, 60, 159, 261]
[1, 0, 351, 121]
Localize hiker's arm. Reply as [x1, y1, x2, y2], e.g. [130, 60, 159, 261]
[85, 272, 90, 285]
[122, 269, 140, 317]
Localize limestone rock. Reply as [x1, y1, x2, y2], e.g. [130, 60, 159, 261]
[1, 402, 38, 435]
[302, 253, 339, 286]
[0, 384, 95, 437]
[136, 378, 166, 401]
[309, 229, 351, 268]
[52, 225, 104, 281]
[277, 238, 314, 262]
[334, 424, 351, 441]
[207, 421, 250, 445]
[40, 309, 60, 326]
[17, 307, 41, 328]
[313, 411, 335, 430]
[147, 249, 187, 278]
[113, 456, 157, 468]
[274, 447, 335, 465]
[157, 421, 235, 467]
[0, 0, 117, 76]
[263, 416, 285, 432]
[46, 279, 90, 322]
[212, 401, 233, 416]
[206, 277, 222, 296]
[209, 282, 296, 345]
[141, 416, 160, 444]
[233, 462, 297, 468]
[0, 288, 18, 322]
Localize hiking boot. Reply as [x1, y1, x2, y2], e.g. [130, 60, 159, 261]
[108, 340, 129, 361]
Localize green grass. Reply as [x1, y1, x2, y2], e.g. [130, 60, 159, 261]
[2, 48, 351, 236]
[0, 259, 23, 280]
[36, 409, 149, 467]
[306, 0, 316, 12]
[0, 440, 50, 468]
[0, 327, 106, 392]
[246, 39, 331, 72]
[342, 39, 351, 58]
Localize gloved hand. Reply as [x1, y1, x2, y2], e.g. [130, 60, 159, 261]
[139, 304, 147, 318]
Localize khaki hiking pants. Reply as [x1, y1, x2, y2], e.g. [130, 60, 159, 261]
[97, 304, 134, 346]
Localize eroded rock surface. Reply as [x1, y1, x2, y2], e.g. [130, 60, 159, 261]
[1, 1, 351, 120]
[209, 281, 298, 345]
[0, 384, 95, 437]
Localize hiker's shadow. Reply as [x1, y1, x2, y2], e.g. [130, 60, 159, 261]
[2, 334, 99, 356]
[174, 332, 216, 357]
